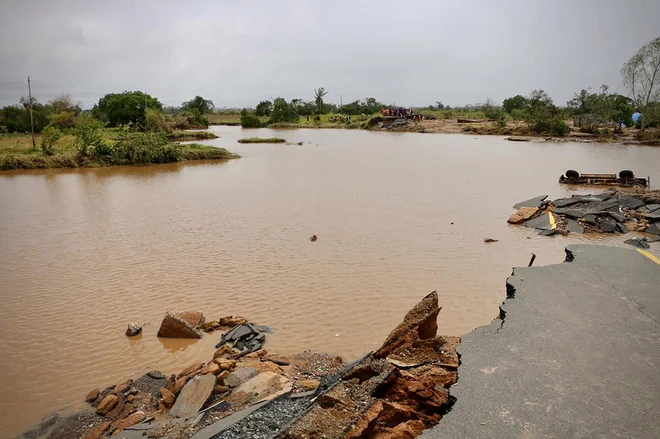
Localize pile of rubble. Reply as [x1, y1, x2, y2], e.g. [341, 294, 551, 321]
[23, 293, 459, 439]
[508, 190, 660, 238]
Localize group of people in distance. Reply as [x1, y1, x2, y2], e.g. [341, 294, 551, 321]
[381, 107, 422, 121]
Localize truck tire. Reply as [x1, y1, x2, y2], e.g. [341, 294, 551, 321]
[619, 170, 634, 179]
[566, 170, 580, 179]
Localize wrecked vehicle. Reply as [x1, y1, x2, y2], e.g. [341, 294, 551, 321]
[559, 169, 649, 188]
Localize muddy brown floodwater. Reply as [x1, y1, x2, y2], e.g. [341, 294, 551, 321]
[1, 127, 659, 437]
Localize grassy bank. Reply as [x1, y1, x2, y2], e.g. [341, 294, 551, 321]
[166, 130, 218, 141]
[0, 131, 238, 171]
[237, 137, 286, 143]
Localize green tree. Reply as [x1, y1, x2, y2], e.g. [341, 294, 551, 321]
[255, 100, 273, 116]
[269, 98, 299, 123]
[314, 87, 329, 113]
[621, 37, 660, 129]
[502, 95, 526, 114]
[92, 91, 162, 127]
[181, 96, 214, 115]
[524, 90, 566, 135]
[47, 94, 81, 115]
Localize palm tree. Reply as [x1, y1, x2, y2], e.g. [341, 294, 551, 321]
[314, 87, 329, 113]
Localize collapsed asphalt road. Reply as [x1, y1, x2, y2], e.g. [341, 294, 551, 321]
[422, 245, 660, 439]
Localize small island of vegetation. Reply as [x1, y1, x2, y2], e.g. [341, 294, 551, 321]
[0, 92, 238, 171]
[237, 137, 286, 144]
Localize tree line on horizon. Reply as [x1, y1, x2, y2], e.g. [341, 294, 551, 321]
[1, 37, 658, 136]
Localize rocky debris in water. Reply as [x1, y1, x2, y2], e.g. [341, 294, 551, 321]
[310, 234, 318, 242]
[86, 388, 100, 403]
[624, 237, 651, 249]
[125, 322, 142, 337]
[200, 321, 221, 332]
[169, 374, 216, 418]
[523, 213, 555, 231]
[218, 315, 248, 327]
[510, 190, 660, 236]
[178, 311, 205, 327]
[483, 238, 498, 243]
[157, 312, 203, 339]
[215, 323, 267, 353]
[508, 206, 539, 224]
[513, 195, 548, 210]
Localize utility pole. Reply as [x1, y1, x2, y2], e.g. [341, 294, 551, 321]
[27, 76, 36, 148]
[340, 94, 343, 113]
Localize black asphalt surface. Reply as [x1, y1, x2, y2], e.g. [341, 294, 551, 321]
[423, 245, 660, 439]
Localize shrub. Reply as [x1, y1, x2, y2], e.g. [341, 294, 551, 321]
[41, 124, 62, 155]
[48, 111, 77, 129]
[269, 98, 299, 124]
[92, 91, 162, 127]
[145, 108, 169, 132]
[240, 113, 264, 128]
[74, 115, 106, 156]
[510, 109, 527, 120]
[551, 120, 568, 136]
[113, 132, 177, 164]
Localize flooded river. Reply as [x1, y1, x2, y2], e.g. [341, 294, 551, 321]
[1, 127, 659, 437]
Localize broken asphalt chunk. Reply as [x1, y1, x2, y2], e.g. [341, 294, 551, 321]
[618, 196, 645, 210]
[624, 238, 651, 249]
[565, 219, 584, 234]
[523, 213, 555, 230]
[513, 195, 548, 210]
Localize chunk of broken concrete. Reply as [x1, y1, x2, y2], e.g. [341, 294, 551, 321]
[598, 216, 618, 233]
[645, 223, 660, 235]
[169, 374, 216, 418]
[565, 219, 584, 234]
[523, 213, 555, 231]
[234, 372, 291, 403]
[125, 322, 142, 337]
[513, 195, 548, 210]
[624, 238, 650, 249]
[551, 197, 582, 208]
[618, 196, 645, 210]
[645, 204, 660, 213]
[645, 211, 660, 222]
[157, 313, 203, 339]
[224, 367, 258, 388]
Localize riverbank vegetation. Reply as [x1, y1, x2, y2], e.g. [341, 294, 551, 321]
[0, 91, 237, 171]
[237, 137, 286, 143]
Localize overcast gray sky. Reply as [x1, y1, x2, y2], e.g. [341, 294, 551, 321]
[1, 0, 659, 109]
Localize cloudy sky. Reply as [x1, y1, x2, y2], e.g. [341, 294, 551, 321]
[0, 0, 659, 109]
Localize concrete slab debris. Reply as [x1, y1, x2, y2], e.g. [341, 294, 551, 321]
[624, 237, 651, 249]
[645, 223, 660, 235]
[513, 195, 548, 210]
[224, 367, 258, 388]
[565, 219, 584, 234]
[523, 213, 554, 230]
[618, 195, 646, 209]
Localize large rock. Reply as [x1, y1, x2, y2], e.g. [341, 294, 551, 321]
[375, 291, 440, 359]
[178, 311, 205, 327]
[125, 322, 142, 337]
[645, 223, 660, 235]
[96, 394, 118, 416]
[160, 387, 175, 407]
[234, 372, 291, 403]
[169, 374, 216, 418]
[157, 313, 203, 339]
[508, 206, 538, 224]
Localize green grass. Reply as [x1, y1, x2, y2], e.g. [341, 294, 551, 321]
[237, 137, 286, 143]
[207, 113, 243, 125]
[0, 132, 238, 171]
